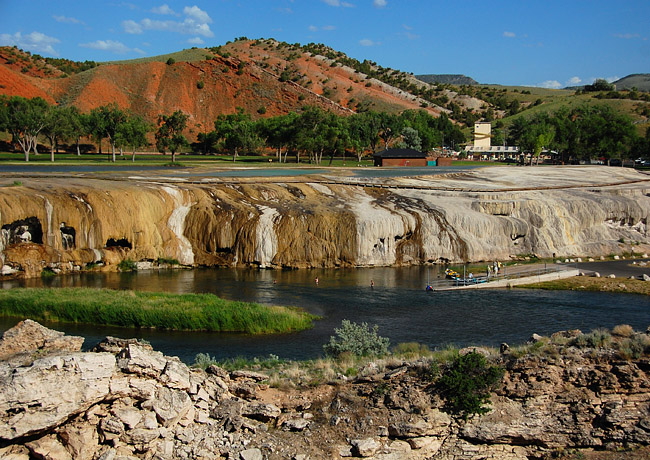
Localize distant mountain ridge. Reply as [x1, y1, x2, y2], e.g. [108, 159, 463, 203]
[415, 74, 478, 86]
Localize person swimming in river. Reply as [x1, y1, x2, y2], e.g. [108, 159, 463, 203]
[370, 279, 374, 287]
[315, 277, 319, 284]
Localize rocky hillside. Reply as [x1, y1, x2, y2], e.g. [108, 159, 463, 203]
[1, 320, 649, 459]
[0, 39, 489, 132]
[0, 166, 649, 278]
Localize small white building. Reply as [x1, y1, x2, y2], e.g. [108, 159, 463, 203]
[465, 122, 519, 160]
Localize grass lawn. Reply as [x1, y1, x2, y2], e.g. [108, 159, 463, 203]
[0, 151, 377, 168]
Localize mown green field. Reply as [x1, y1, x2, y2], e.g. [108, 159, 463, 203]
[0, 287, 317, 334]
[0, 151, 376, 168]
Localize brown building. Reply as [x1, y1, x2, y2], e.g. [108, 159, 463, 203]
[372, 148, 428, 167]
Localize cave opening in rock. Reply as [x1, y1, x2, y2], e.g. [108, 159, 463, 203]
[60, 223, 76, 250]
[106, 238, 132, 249]
[1, 217, 43, 244]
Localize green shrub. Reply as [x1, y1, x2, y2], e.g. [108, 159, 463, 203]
[323, 320, 390, 359]
[193, 352, 217, 369]
[118, 259, 137, 272]
[196, 80, 204, 89]
[166, 57, 175, 65]
[438, 352, 504, 419]
[40, 268, 56, 278]
[156, 257, 179, 266]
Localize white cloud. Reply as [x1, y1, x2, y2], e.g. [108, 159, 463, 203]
[322, 0, 354, 7]
[359, 38, 377, 47]
[122, 19, 143, 34]
[152, 4, 176, 15]
[123, 5, 214, 37]
[187, 36, 204, 45]
[606, 75, 619, 83]
[0, 31, 60, 56]
[373, 0, 387, 7]
[538, 80, 562, 89]
[614, 33, 640, 39]
[503, 31, 516, 38]
[309, 25, 336, 32]
[53, 15, 82, 24]
[79, 39, 131, 54]
[183, 5, 212, 24]
[566, 76, 582, 85]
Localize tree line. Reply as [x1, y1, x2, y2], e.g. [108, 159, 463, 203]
[0, 95, 466, 163]
[499, 104, 649, 164]
[1, 95, 647, 164]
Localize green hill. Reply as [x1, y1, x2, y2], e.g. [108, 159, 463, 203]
[416, 74, 478, 85]
[613, 74, 650, 91]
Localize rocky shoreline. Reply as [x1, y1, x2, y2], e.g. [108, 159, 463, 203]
[1, 320, 649, 459]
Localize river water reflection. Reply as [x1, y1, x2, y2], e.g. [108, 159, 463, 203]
[1, 266, 648, 363]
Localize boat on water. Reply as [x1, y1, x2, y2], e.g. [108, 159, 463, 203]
[443, 268, 488, 286]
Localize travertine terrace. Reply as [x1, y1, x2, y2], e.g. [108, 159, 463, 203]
[1, 165, 649, 278]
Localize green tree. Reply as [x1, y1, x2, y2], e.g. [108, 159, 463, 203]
[399, 126, 422, 151]
[294, 106, 329, 164]
[377, 112, 401, 149]
[257, 112, 299, 162]
[3, 96, 49, 161]
[89, 103, 128, 162]
[42, 105, 77, 162]
[155, 110, 189, 163]
[66, 107, 88, 156]
[213, 108, 261, 162]
[116, 114, 151, 162]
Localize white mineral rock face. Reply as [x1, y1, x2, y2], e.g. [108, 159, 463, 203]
[0, 166, 648, 274]
[254, 206, 279, 268]
[162, 186, 195, 265]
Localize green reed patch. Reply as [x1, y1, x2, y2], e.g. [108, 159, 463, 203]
[0, 288, 316, 334]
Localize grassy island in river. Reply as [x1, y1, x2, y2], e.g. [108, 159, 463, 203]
[0, 288, 317, 334]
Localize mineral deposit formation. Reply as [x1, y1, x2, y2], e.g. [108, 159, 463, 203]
[0, 166, 648, 278]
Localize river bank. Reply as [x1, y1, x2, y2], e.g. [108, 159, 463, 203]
[519, 276, 650, 295]
[1, 320, 649, 459]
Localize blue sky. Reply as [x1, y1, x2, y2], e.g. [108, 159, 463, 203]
[0, 0, 648, 87]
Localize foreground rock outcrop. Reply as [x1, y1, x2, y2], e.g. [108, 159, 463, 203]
[1, 320, 649, 459]
[1, 166, 649, 278]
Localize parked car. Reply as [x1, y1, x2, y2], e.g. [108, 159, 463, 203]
[609, 159, 622, 167]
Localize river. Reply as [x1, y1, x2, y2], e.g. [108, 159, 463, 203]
[1, 265, 648, 364]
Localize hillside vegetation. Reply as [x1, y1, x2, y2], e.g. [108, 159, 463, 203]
[0, 38, 648, 147]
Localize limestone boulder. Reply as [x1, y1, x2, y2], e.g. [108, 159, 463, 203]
[150, 387, 192, 427]
[0, 352, 115, 440]
[0, 319, 83, 361]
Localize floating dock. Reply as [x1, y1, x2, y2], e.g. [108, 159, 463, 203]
[430, 265, 580, 291]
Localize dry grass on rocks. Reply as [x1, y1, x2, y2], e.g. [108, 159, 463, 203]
[519, 276, 650, 295]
